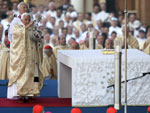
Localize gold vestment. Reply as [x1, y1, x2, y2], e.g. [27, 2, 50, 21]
[8, 24, 43, 96]
[0, 47, 10, 80]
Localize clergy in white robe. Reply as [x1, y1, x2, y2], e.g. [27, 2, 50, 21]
[7, 13, 43, 100]
[136, 30, 147, 50]
[109, 17, 122, 37]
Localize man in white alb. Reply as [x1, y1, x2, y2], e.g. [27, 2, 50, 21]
[7, 2, 29, 100]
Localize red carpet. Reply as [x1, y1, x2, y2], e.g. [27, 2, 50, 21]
[0, 98, 71, 107]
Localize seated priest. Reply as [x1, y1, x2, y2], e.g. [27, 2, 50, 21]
[115, 25, 139, 49]
[71, 41, 80, 50]
[0, 29, 10, 80]
[104, 38, 114, 49]
[143, 37, 150, 55]
[96, 35, 104, 49]
[0, 24, 5, 50]
[136, 30, 147, 50]
[42, 45, 57, 79]
[53, 34, 69, 59]
[80, 34, 104, 50]
[80, 37, 89, 50]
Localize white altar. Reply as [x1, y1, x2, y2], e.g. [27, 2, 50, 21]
[57, 49, 150, 106]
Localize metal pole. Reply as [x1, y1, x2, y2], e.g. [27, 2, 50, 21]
[124, 0, 128, 112]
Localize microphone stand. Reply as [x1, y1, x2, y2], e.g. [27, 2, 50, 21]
[124, 0, 128, 112]
[106, 72, 150, 111]
[107, 72, 150, 88]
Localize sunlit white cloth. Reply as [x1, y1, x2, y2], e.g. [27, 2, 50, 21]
[98, 11, 109, 22]
[7, 17, 22, 100]
[1, 19, 11, 44]
[109, 26, 122, 37]
[46, 10, 56, 18]
[8, 17, 21, 42]
[58, 49, 150, 106]
[7, 83, 18, 99]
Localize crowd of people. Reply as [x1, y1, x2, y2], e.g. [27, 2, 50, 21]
[0, 0, 150, 51]
[0, 0, 150, 103]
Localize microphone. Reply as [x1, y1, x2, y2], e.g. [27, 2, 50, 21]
[143, 72, 150, 76]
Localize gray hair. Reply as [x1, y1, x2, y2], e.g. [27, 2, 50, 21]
[17, 2, 28, 10]
[48, 2, 55, 8]
[21, 13, 31, 20]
